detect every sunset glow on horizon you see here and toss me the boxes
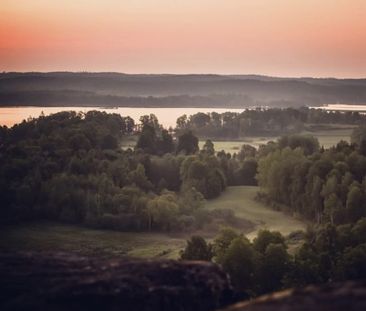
[1,0,366,77]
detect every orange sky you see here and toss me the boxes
[1,0,366,77]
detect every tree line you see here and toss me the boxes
[256,129,366,225]
[175,108,366,138]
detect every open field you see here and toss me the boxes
[121,135,138,149]
[302,128,353,149]
[199,138,273,153]
[205,186,306,240]
[199,127,353,154]
[0,187,306,258]
[0,222,186,259]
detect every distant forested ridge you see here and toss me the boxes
[1,72,366,107]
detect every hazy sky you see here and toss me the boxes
[1,0,366,77]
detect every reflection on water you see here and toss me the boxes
[0,106,244,128]
[310,104,366,111]
[2,104,366,129]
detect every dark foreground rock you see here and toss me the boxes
[0,252,234,311]
[221,280,366,311]
[2,252,366,311]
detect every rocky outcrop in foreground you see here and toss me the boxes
[0,252,234,311]
[1,252,366,311]
[221,280,366,311]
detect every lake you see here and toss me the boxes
[2,104,366,129]
[310,104,366,112]
[0,107,244,129]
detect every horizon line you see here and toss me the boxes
[1,71,366,80]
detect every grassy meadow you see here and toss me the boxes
[301,126,353,149]
[198,125,354,154]
[205,186,306,240]
[198,138,273,153]
[121,122,354,154]
[0,222,186,259]
[0,186,306,259]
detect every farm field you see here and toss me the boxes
[0,187,306,259]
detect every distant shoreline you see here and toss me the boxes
[1,72,366,108]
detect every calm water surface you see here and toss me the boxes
[310,104,366,111]
[0,107,244,129]
[2,104,366,129]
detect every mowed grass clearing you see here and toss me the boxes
[205,186,306,240]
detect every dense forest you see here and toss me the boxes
[256,129,366,225]
[175,107,366,138]
[1,108,365,230]
[181,218,366,297]
[0,111,256,231]
[2,109,366,299]
[179,121,366,297]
